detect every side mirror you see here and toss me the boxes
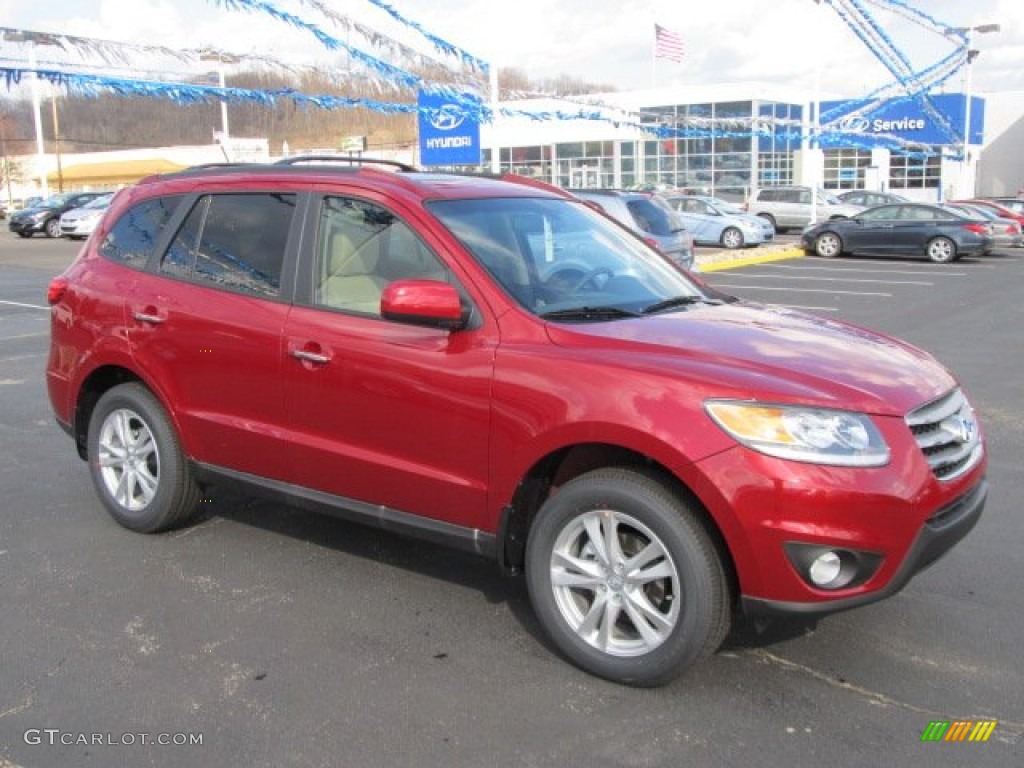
[381,280,467,331]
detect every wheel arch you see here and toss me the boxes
[72,365,176,460]
[499,442,738,605]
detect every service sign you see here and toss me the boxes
[819,93,984,147]
[418,90,482,166]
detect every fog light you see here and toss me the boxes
[809,551,843,586]
[784,543,884,591]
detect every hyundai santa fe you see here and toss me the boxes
[46,158,987,686]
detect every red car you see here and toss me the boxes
[46,159,987,686]
[953,198,1024,230]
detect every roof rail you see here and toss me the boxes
[274,154,417,172]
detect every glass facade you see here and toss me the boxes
[478,93,960,199]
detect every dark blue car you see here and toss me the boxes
[801,202,993,263]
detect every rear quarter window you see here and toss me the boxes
[100,195,184,268]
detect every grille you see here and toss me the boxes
[905,389,983,481]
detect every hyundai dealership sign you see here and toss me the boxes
[418,91,482,166]
[820,93,984,147]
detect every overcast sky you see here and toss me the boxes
[1,0,1023,99]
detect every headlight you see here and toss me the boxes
[704,400,890,467]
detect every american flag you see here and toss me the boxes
[654,24,684,63]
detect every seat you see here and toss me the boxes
[320,230,388,314]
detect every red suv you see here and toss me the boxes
[46,158,987,686]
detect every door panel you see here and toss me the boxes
[282,194,495,529]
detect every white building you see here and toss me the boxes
[476,82,1021,201]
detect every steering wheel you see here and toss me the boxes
[570,267,614,292]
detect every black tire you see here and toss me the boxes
[814,231,843,258]
[526,467,730,686]
[926,236,956,263]
[16,231,32,239]
[86,383,199,533]
[44,218,60,238]
[720,227,744,250]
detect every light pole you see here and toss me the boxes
[958,23,1000,198]
[199,51,239,142]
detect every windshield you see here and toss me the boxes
[428,197,714,320]
[83,195,113,210]
[39,194,72,209]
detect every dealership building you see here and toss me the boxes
[477,82,1024,201]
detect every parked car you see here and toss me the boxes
[951,198,1024,231]
[59,193,115,239]
[835,190,908,207]
[571,189,695,271]
[8,191,104,238]
[802,202,993,262]
[943,202,1022,250]
[744,186,863,232]
[46,159,987,686]
[983,197,1024,215]
[660,194,775,249]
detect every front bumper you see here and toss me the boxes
[741,479,987,617]
[8,219,43,235]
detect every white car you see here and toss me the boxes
[59,193,114,240]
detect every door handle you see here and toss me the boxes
[133,312,165,324]
[290,348,330,365]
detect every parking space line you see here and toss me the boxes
[719,273,933,285]
[759,264,969,276]
[0,332,49,341]
[713,285,892,297]
[772,304,840,312]
[0,299,49,311]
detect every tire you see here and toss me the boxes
[525,467,730,687]
[814,232,843,258]
[720,227,744,250]
[86,383,199,533]
[926,236,956,263]
[16,231,32,239]
[44,218,60,238]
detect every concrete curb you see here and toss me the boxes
[696,246,805,272]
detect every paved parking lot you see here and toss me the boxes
[1,236,1021,767]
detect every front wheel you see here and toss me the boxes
[526,468,731,686]
[44,218,61,238]
[926,236,956,263]
[814,232,843,258]
[87,383,199,533]
[720,227,745,250]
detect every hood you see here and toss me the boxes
[544,302,954,415]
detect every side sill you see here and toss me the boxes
[192,462,497,560]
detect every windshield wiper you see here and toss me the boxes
[642,295,720,315]
[539,306,641,322]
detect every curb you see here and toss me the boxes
[696,246,805,272]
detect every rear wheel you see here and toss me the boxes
[526,468,731,686]
[814,232,843,258]
[926,236,956,263]
[720,227,744,250]
[87,383,199,533]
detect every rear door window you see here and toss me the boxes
[161,193,297,297]
[626,198,675,236]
